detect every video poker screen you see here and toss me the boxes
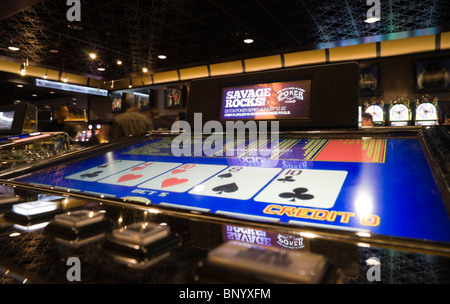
[11,134,450,248]
[0,111,15,130]
[220,80,311,121]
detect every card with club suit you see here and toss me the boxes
[65,160,144,182]
[253,168,347,208]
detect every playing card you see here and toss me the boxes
[138,163,228,192]
[97,161,182,186]
[254,169,347,209]
[188,166,282,200]
[65,160,144,182]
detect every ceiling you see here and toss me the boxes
[0,0,450,83]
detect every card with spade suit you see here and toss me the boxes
[65,160,145,182]
[138,163,228,192]
[188,166,282,200]
[253,168,347,209]
[97,161,183,186]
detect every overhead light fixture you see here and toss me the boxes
[43,74,48,79]
[49,49,59,53]
[243,38,254,44]
[98,65,106,71]
[17,84,23,88]
[142,67,148,73]
[89,52,97,59]
[19,64,26,76]
[116,59,122,65]
[158,55,167,59]
[62,75,68,82]
[8,46,20,51]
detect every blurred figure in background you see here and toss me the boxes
[110,99,153,139]
[361,112,375,127]
[42,105,77,138]
[150,108,172,130]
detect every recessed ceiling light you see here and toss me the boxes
[365,17,380,23]
[50,91,55,94]
[49,49,59,53]
[98,67,106,71]
[17,84,23,88]
[142,67,148,73]
[116,59,122,65]
[158,55,167,59]
[32,94,37,97]
[243,38,254,44]
[8,46,19,51]
[89,52,96,59]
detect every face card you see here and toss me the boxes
[188,166,282,200]
[138,163,228,192]
[65,160,144,182]
[97,161,183,186]
[253,169,347,209]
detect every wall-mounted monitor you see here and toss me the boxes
[164,85,186,109]
[111,96,122,113]
[134,91,150,110]
[0,104,29,135]
[414,56,450,92]
[187,62,359,130]
[220,80,311,121]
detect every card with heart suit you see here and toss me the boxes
[97,161,183,186]
[188,166,282,200]
[138,163,228,192]
[253,168,347,209]
[65,160,145,182]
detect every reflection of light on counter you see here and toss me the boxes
[13,201,57,216]
[191,184,205,192]
[13,222,49,231]
[354,192,374,217]
[356,231,371,238]
[299,232,317,239]
[357,242,371,248]
[146,208,160,214]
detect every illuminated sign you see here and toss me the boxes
[35,79,108,96]
[220,80,311,120]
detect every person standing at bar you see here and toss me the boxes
[41,105,77,138]
[110,98,154,139]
